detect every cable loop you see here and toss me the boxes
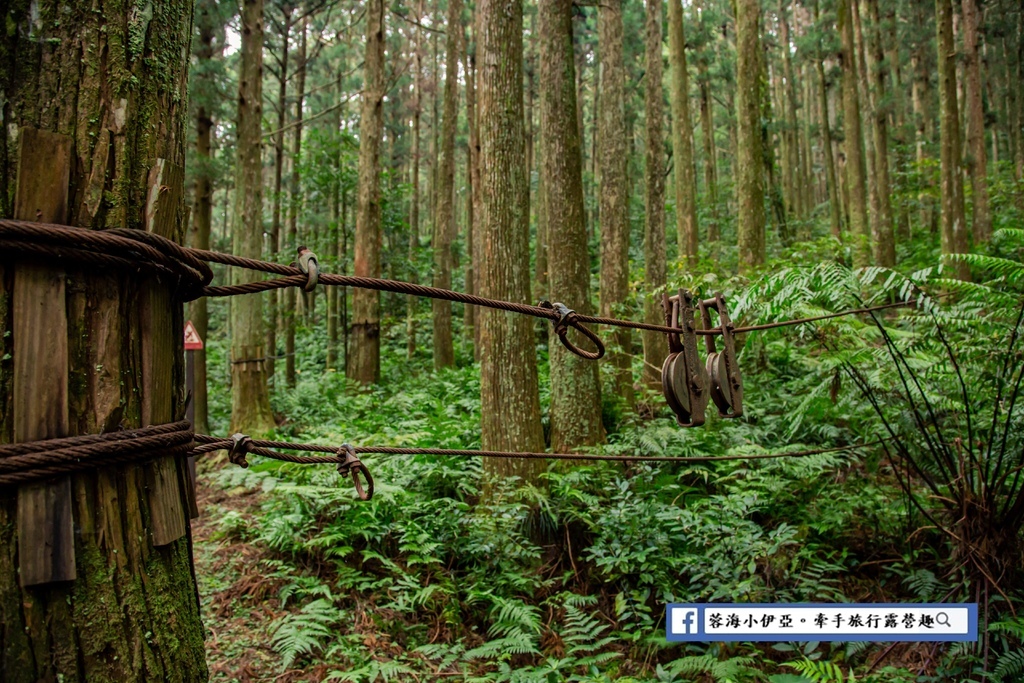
[336,444,374,501]
[229,433,253,469]
[296,246,319,293]
[540,301,605,360]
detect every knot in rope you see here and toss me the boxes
[540,301,605,360]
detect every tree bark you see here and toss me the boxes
[598,0,633,409]
[464,38,480,355]
[407,0,424,360]
[231,0,277,434]
[285,18,307,387]
[478,0,546,482]
[815,0,843,239]
[643,0,668,385]
[327,72,343,371]
[736,0,766,272]
[936,0,970,279]
[349,0,386,385]
[667,0,699,262]
[777,0,801,224]
[865,0,895,265]
[838,0,872,266]
[268,4,292,381]
[190,0,217,436]
[540,0,603,451]
[0,0,208,679]
[432,0,461,370]
[962,0,991,242]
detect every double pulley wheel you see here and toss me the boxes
[661,290,744,427]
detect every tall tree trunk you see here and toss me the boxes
[778,0,801,224]
[852,0,880,257]
[839,0,871,266]
[667,0,699,261]
[937,0,970,279]
[268,6,292,381]
[540,0,603,451]
[327,72,343,371]
[912,14,935,234]
[0,2,207,679]
[643,0,668,385]
[962,0,991,242]
[736,0,765,272]
[464,38,479,354]
[477,0,545,482]
[407,0,424,360]
[432,0,461,370]
[1015,1,1024,191]
[285,18,306,387]
[815,0,843,238]
[598,0,633,409]
[190,0,216,436]
[534,3,549,301]
[349,0,386,385]
[865,0,895,265]
[232,0,276,433]
[466,33,477,352]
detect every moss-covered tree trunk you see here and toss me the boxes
[0,0,208,680]
[431,0,461,371]
[735,0,765,272]
[642,0,668,386]
[936,0,970,279]
[667,0,699,262]
[838,0,872,266]
[478,0,546,483]
[540,0,603,451]
[597,0,634,410]
[349,0,386,385]
[232,0,276,434]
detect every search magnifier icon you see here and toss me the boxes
[936,612,951,627]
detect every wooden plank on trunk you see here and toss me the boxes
[13,128,75,586]
[141,159,188,546]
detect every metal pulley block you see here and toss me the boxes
[698,293,743,418]
[661,289,710,427]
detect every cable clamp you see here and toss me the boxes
[296,246,319,292]
[229,433,252,468]
[539,300,605,360]
[336,444,374,501]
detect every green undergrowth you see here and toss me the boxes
[198,253,1024,682]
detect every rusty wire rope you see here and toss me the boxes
[0,220,918,362]
[0,219,913,499]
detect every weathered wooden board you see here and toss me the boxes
[13,128,76,586]
[141,159,188,545]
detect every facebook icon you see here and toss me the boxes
[669,606,701,638]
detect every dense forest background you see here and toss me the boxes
[182,0,1024,679]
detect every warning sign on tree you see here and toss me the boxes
[183,320,204,350]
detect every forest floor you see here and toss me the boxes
[194,466,291,682]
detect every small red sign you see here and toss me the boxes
[184,320,204,350]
